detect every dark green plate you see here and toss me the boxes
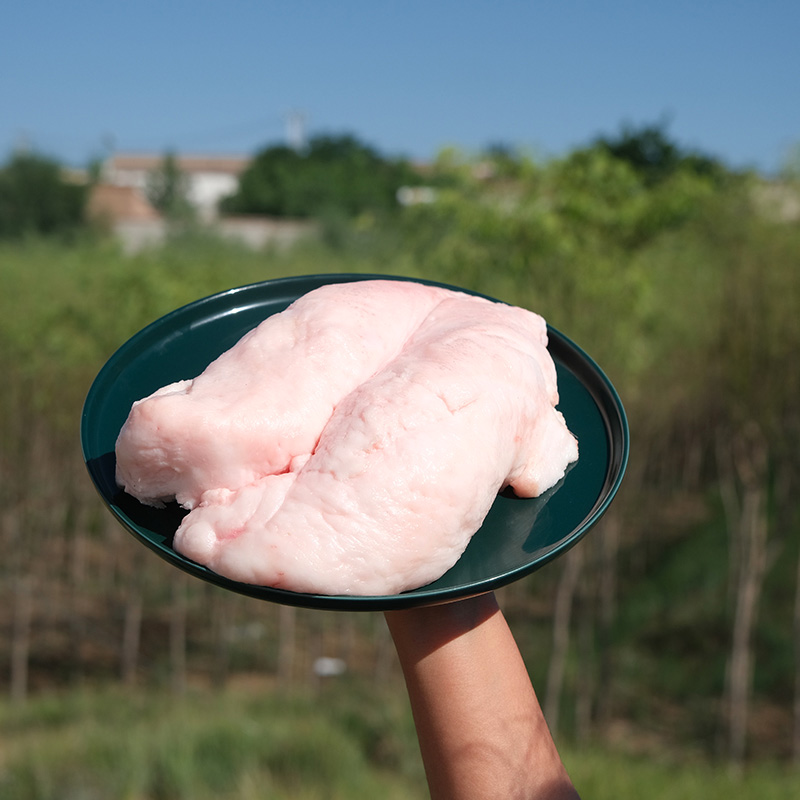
[81,274,629,611]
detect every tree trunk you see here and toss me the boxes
[575,588,594,742]
[793,545,800,765]
[596,512,620,727]
[121,586,143,686]
[170,575,188,695]
[545,544,584,736]
[210,589,232,689]
[278,603,297,685]
[727,482,767,768]
[68,512,89,683]
[718,423,769,771]
[339,611,357,666]
[10,573,33,704]
[373,613,395,685]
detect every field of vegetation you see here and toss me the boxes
[2,129,800,797]
[3,683,800,800]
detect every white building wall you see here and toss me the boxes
[186,172,240,220]
[104,156,249,220]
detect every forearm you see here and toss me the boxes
[385,593,579,800]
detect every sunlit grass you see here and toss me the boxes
[0,682,426,800]
[566,748,800,800]
[3,684,799,800]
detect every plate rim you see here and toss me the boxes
[81,273,629,611]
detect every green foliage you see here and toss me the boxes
[2,123,800,774]
[0,152,87,238]
[146,151,194,221]
[221,134,420,218]
[392,138,736,399]
[592,120,730,187]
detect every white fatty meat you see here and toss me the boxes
[115,280,578,595]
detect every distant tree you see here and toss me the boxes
[0,151,87,238]
[780,141,800,181]
[221,133,420,218]
[146,152,193,220]
[593,121,728,186]
[481,142,527,178]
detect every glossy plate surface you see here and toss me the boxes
[81,274,629,610]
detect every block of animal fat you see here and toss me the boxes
[115,280,578,595]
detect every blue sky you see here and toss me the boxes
[2,1,798,173]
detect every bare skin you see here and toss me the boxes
[385,592,580,800]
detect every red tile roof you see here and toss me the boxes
[87,184,161,222]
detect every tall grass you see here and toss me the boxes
[0,682,425,800]
[2,683,799,800]
[566,749,800,800]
